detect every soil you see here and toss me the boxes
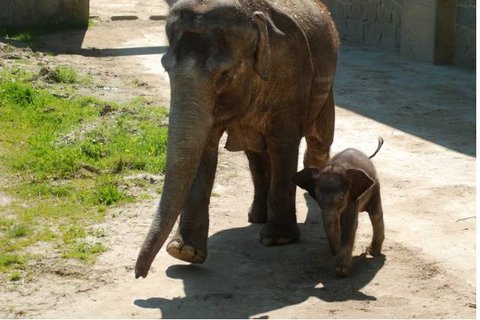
[0,0,476,318]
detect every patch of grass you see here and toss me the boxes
[50,66,79,84]
[8,224,30,238]
[0,254,26,272]
[61,225,86,244]
[0,29,34,46]
[0,66,169,275]
[88,18,98,29]
[94,176,129,206]
[13,32,33,45]
[61,242,106,262]
[9,270,21,281]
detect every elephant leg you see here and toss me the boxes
[166,129,223,263]
[260,145,300,246]
[246,150,270,223]
[304,88,335,169]
[335,208,358,277]
[366,189,385,256]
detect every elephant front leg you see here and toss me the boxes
[246,150,270,223]
[335,208,358,277]
[260,146,300,246]
[166,130,222,263]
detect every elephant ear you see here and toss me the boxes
[345,168,375,202]
[252,11,276,80]
[252,6,313,83]
[293,167,322,198]
[165,0,179,7]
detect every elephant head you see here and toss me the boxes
[134,0,292,278]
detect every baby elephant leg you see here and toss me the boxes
[335,209,358,277]
[366,190,385,256]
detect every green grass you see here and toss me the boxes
[0,29,34,46]
[61,242,106,262]
[0,65,168,275]
[0,254,26,272]
[49,66,79,84]
[1,23,92,47]
[9,271,22,282]
[88,18,98,29]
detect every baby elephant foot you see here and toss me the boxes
[368,241,384,256]
[335,255,352,277]
[260,222,300,246]
[166,236,206,264]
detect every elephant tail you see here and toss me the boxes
[369,137,384,159]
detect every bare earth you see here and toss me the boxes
[0,0,476,318]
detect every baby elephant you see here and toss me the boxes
[294,138,385,277]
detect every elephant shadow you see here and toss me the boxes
[134,192,385,318]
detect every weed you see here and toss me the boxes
[88,18,98,29]
[9,271,21,281]
[51,67,79,84]
[0,254,25,272]
[94,176,129,206]
[61,225,86,244]
[8,224,30,238]
[13,32,33,45]
[90,228,106,238]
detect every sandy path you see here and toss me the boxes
[0,0,475,318]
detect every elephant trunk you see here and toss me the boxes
[135,75,214,278]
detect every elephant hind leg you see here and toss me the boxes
[366,189,385,256]
[303,88,335,169]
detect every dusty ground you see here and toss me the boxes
[0,0,476,318]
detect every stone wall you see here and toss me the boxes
[323,0,402,51]
[0,0,90,28]
[454,0,476,68]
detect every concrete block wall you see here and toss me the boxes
[323,0,475,68]
[0,0,90,28]
[454,0,476,68]
[323,0,402,51]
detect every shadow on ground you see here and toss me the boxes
[1,27,167,57]
[335,45,476,157]
[134,193,384,318]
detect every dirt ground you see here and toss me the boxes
[0,0,476,318]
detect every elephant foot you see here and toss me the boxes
[335,265,352,277]
[260,222,300,246]
[166,237,206,264]
[367,245,382,257]
[248,201,268,224]
[335,255,352,277]
[368,240,383,257]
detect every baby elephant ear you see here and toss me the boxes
[345,169,375,202]
[293,167,322,197]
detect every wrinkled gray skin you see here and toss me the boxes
[135,0,339,278]
[294,138,385,277]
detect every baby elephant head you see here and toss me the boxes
[294,167,375,212]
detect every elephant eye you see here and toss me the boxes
[219,71,230,82]
[214,70,233,92]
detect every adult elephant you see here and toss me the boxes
[136,0,339,278]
